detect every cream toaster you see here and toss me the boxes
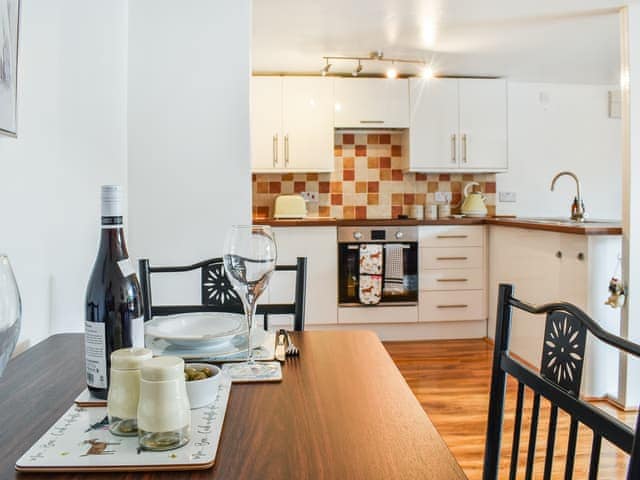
[273,194,307,219]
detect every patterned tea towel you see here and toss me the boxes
[383,244,407,295]
[359,244,383,304]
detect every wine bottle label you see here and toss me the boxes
[131,315,144,349]
[117,258,135,278]
[85,321,107,389]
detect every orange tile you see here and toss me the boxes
[415,173,427,181]
[391,145,402,157]
[330,181,343,193]
[403,194,415,205]
[392,169,403,181]
[282,173,294,181]
[343,206,355,219]
[334,145,343,156]
[355,145,367,156]
[356,206,367,219]
[415,193,426,205]
[367,157,379,169]
[256,206,269,218]
[392,205,402,218]
[269,182,281,194]
[319,182,330,193]
[294,181,306,193]
[319,206,331,217]
[485,182,497,193]
[343,169,355,181]
[343,157,355,169]
[252,174,257,182]
[462,174,474,181]
[392,193,403,205]
[331,194,343,205]
[428,182,439,193]
[367,134,379,144]
[379,134,391,144]
[439,174,450,181]
[451,182,461,193]
[452,192,462,205]
[487,205,496,216]
[306,173,318,181]
[367,193,379,205]
[367,181,379,193]
[380,169,392,181]
[343,133,355,144]
[355,181,367,193]
[257,182,269,194]
[380,157,391,168]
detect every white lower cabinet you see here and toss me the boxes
[418,226,487,326]
[266,227,338,327]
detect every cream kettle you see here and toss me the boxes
[460,182,488,217]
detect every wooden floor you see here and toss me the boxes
[385,339,637,480]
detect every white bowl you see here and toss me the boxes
[184,363,221,409]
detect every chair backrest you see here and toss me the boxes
[483,283,640,480]
[139,256,307,331]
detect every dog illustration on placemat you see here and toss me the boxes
[80,438,120,456]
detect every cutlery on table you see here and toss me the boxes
[275,331,286,362]
[281,329,299,357]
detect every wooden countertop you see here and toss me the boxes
[254,217,622,235]
[1,332,467,480]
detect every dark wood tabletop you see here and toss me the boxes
[1,331,467,479]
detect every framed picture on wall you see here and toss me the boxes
[0,0,19,136]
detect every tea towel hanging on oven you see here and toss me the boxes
[383,244,407,296]
[359,244,382,304]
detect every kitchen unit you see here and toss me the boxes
[251,76,335,172]
[407,78,508,172]
[334,78,410,128]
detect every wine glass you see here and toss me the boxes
[223,225,277,378]
[0,255,21,378]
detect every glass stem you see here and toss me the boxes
[245,295,256,364]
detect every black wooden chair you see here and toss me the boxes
[138,256,307,331]
[484,283,640,480]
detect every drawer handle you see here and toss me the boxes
[437,278,468,283]
[360,120,384,124]
[436,256,468,261]
[436,235,469,239]
[437,304,469,309]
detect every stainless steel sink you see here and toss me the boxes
[521,217,611,225]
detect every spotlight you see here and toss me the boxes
[386,63,398,79]
[321,59,331,76]
[421,66,434,79]
[352,60,363,77]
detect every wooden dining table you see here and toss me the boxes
[0,330,467,479]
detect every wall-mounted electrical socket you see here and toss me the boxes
[435,191,452,203]
[499,191,517,203]
[300,191,318,202]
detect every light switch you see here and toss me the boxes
[499,192,517,203]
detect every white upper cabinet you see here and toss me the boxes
[251,76,334,172]
[334,78,409,128]
[407,78,508,172]
[458,79,508,171]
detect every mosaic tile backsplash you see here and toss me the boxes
[252,132,497,219]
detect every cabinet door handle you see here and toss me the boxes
[436,256,468,261]
[273,133,278,166]
[284,134,289,166]
[462,134,468,163]
[436,278,468,283]
[436,235,468,239]
[451,134,457,163]
[360,120,384,124]
[437,304,468,309]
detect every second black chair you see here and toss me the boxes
[139,256,307,331]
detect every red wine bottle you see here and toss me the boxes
[85,185,144,399]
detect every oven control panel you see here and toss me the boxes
[338,226,418,243]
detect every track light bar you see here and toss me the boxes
[321,51,432,78]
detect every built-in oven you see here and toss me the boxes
[338,226,418,306]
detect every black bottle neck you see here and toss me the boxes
[98,217,128,261]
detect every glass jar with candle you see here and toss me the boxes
[107,347,153,436]
[137,356,191,451]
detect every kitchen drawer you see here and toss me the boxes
[419,226,484,248]
[420,247,483,269]
[338,305,418,324]
[420,268,484,291]
[419,290,485,322]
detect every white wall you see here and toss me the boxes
[0,0,128,349]
[497,82,621,219]
[127,0,251,305]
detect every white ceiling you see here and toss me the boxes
[252,0,627,84]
